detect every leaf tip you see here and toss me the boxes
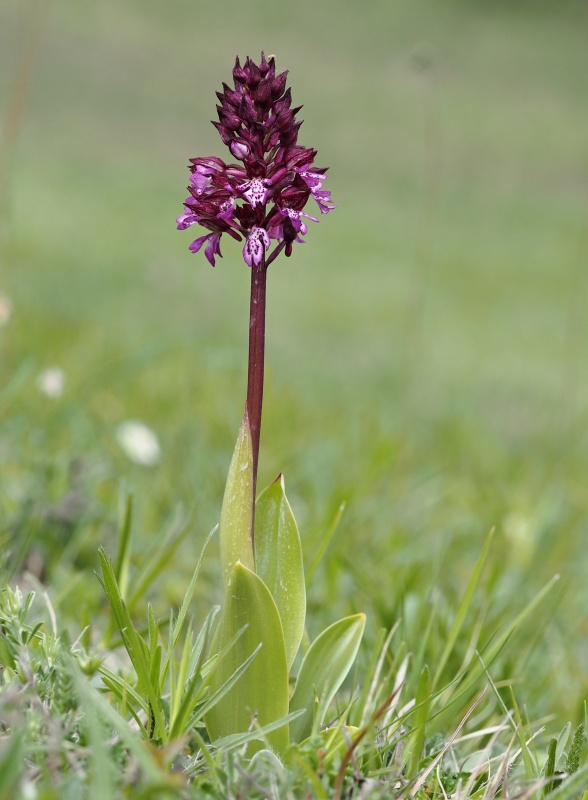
[272,472,286,490]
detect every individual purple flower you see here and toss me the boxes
[189,231,222,266]
[281,207,318,235]
[177,53,335,267]
[176,205,199,230]
[240,178,270,208]
[243,226,271,267]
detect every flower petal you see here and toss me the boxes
[243,227,271,266]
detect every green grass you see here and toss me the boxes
[2,0,588,795]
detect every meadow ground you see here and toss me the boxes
[2,0,588,795]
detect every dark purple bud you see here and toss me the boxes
[189,156,228,174]
[246,61,261,89]
[275,109,294,131]
[218,108,242,131]
[255,80,272,108]
[211,121,233,146]
[272,97,292,119]
[259,51,270,76]
[281,122,302,147]
[239,97,257,125]
[279,183,311,210]
[220,83,241,106]
[283,147,316,170]
[233,56,246,84]
[271,71,288,100]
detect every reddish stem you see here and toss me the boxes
[246,257,267,545]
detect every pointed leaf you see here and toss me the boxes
[432,527,494,689]
[113,490,133,599]
[205,562,289,754]
[97,550,168,742]
[555,722,572,767]
[407,664,431,778]
[543,737,559,796]
[289,613,365,744]
[220,415,255,588]
[255,474,306,670]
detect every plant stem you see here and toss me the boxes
[246,257,267,544]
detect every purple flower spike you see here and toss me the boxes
[177,53,334,267]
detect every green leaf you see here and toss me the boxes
[113,488,133,600]
[213,709,305,753]
[97,549,168,743]
[555,722,572,767]
[204,562,289,755]
[289,613,365,744]
[0,731,24,799]
[510,688,539,779]
[98,666,149,733]
[407,664,431,779]
[543,737,558,796]
[255,474,306,670]
[306,501,346,583]
[432,527,494,690]
[220,415,255,588]
[566,723,585,775]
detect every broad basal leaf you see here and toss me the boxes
[289,613,365,744]
[255,474,306,670]
[220,414,255,588]
[204,562,289,755]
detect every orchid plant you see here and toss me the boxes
[176,53,364,755]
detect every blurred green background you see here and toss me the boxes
[2,0,588,721]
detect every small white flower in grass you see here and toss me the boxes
[0,294,12,327]
[37,367,65,398]
[116,420,161,466]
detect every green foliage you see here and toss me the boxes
[219,414,255,586]
[566,723,585,775]
[541,722,588,797]
[1,571,587,798]
[406,664,431,779]
[544,736,560,796]
[206,420,366,752]
[255,473,306,670]
[0,729,24,800]
[97,519,219,746]
[204,562,290,754]
[289,613,365,744]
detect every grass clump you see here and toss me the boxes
[1,508,584,797]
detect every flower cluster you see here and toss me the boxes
[177,53,335,267]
